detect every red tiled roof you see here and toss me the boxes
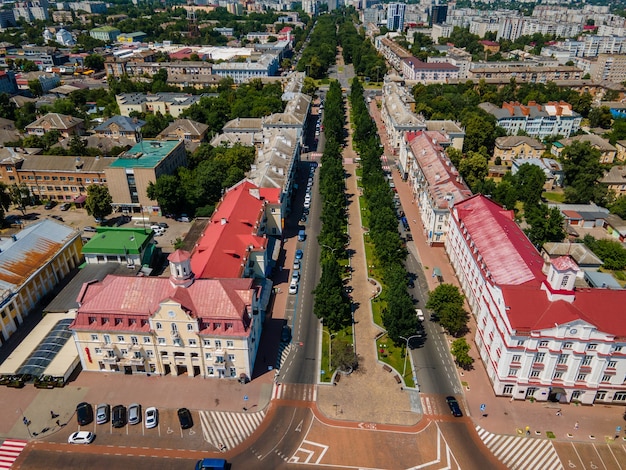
[562,210,582,219]
[71,275,254,336]
[191,180,276,279]
[455,195,545,285]
[502,284,626,338]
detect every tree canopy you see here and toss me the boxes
[85,184,113,220]
[561,141,609,205]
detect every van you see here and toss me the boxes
[298,229,306,241]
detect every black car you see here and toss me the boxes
[44,201,56,210]
[446,396,463,417]
[158,222,169,228]
[76,402,94,426]
[112,405,127,428]
[177,408,193,429]
[281,325,292,342]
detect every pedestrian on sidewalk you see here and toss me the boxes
[556,409,561,416]
[574,421,579,430]
[50,410,55,419]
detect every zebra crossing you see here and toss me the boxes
[476,426,563,470]
[0,439,27,469]
[198,409,266,451]
[276,343,294,370]
[272,383,317,402]
[420,395,445,416]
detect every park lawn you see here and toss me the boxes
[360,196,370,229]
[321,326,354,383]
[376,334,415,388]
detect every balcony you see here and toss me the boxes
[555,363,568,370]
[531,362,545,369]
[102,356,119,364]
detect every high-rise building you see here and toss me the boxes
[387,2,406,31]
[430,4,447,25]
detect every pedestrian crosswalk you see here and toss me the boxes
[0,439,27,469]
[276,343,294,370]
[272,383,317,402]
[198,409,266,452]
[476,426,563,470]
[420,395,446,416]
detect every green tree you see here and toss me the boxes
[84,54,105,71]
[313,256,351,331]
[426,284,465,316]
[588,106,613,129]
[9,183,31,213]
[332,339,358,372]
[0,182,10,222]
[609,195,626,219]
[69,135,87,156]
[514,163,546,206]
[28,79,43,97]
[561,141,608,205]
[451,338,474,370]
[524,203,565,246]
[0,93,16,120]
[582,235,626,270]
[458,151,488,191]
[85,184,113,220]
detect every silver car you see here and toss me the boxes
[96,403,110,425]
[128,403,141,425]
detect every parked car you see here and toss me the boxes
[96,403,110,425]
[293,259,301,271]
[177,215,191,223]
[291,270,300,282]
[178,408,193,429]
[295,249,303,260]
[59,203,71,211]
[51,215,64,222]
[94,217,106,224]
[446,396,463,417]
[415,309,425,322]
[76,402,93,426]
[68,431,95,444]
[145,407,158,429]
[44,201,56,210]
[298,229,306,241]
[112,405,127,428]
[83,226,97,233]
[281,325,292,342]
[128,403,141,425]
[304,200,311,209]
[288,281,298,295]
[157,222,169,228]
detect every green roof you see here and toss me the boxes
[553,141,564,148]
[90,26,120,32]
[110,140,180,169]
[82,227,153,255]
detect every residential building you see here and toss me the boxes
[302,0,319,16]
[70,250,264,380]
[105,140,187,214]
[157,119,209,150]
[117,32,147,43]
[0,70,18,95]
[591,54,626,84]
[116,93,206,118]
[493,136,546,166]
[381,81,425,151]
[552,134,617,164]
[25,113,85,139]
[191,179,281,280]
[89,26,120,42]
[94,116,145,143]
[431,4,447,25]
[446,195,626,405]
[387,3,406,31]
[600,166,626,197]
[0,219,82,347]
[541,242,603,273]
[467,64,583,83]
[15,71,61,94]
[376,36,412,72]
[0,10,16,28]
[511,158,564,190]
[0,153,111,203]
[81,227,157,268]
[401,131,471,245]
[211,54,280,83]
[67,1,107,13]
[13,0,49,21]
[479,101,582,139]
[401,56,459,83]
[616,140,626,162]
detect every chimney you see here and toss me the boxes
[221,217,227,225]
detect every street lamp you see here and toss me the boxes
[320,243,338,255]
[399,335,421,379]
[322,328,337,374]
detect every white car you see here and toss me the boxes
[145,406,158,429]
[291,270,300,282]
[293,259,301,271]
[68,431,95,444]
[304,201,311,209]
[288,281,298,294]
[416,309,425,321]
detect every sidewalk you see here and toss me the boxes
[316,100,417,426]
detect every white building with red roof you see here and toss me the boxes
[191,179,281,279]
[70,250,262,380]
[402,131,471,245]
[446,195,626,405]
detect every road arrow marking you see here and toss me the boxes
[295,420,303,432]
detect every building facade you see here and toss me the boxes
[387,3,406,31]
[493,136,546,166]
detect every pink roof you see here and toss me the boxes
[408,132,471,209]
[191,180,275,279]
[502,284,626,338]
[455,195,545,285]
[552,256,579,272]
[168,249,191,263]
[479,40,499,46]
[72,276,254,336]
[562,210,582,220]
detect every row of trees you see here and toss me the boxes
[338,13,387,82]
[350,79,418,345]
[296,14,338,79]
[313,80,352,332]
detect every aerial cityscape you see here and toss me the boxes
[1,0,626,468]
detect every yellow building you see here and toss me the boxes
[493,136,546,166]
[70,251,264,380]
[0,219,83,347]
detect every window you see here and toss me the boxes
[187,324,193,331]
[103,335,111,344]
[214,323,221,330]
[207,367,214,376]
[203,339,211,347]
[534,353,545,363]
[95,348,102,355]
[512,354,521,362]
[115,318,122,325]
[146,350,154,358]
[615,346,623,352]
[131,336,138,345]
[215,356,224,364]
[571,391,582,400]
[158,338,166,345]
[601,375,612,383]
[557,354,568,364]
[107,350,115,358]
[173,339,182,347]
[576,373,587,381]
[226,323,233,330]
[171,323,178,333]
[205,353,212,359]
[120,349,128,356]
[188,339,197,346]
[553,371,563,379]
[517,340,525,346]
[117,335,125,343]
[539,340,549,348]
[228,354,235,362]
[143,337,151,344]
[608,360,617,368]
[134,351,142,359]
[156,322,162,330]
[226,340,234,348]
[215,340,222,349]
[587,343,597,351]
[508,368,518,376]
[530,370,541,378]
[503,385,514,395]
[560,275,570,287]
[230,368,237,377]
[582,355,592,366]
[563,342,573,349]
[91,334,98,341]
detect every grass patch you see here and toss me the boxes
[376,334,415,388]
[355,167,363,178]
[543,191,566,203]
[360,196,370,229]
[546,431,556,439]
[338,66,344,73]
[320,326,354,383]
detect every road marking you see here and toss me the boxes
[0,439,27,470]
[295,420,303,432]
